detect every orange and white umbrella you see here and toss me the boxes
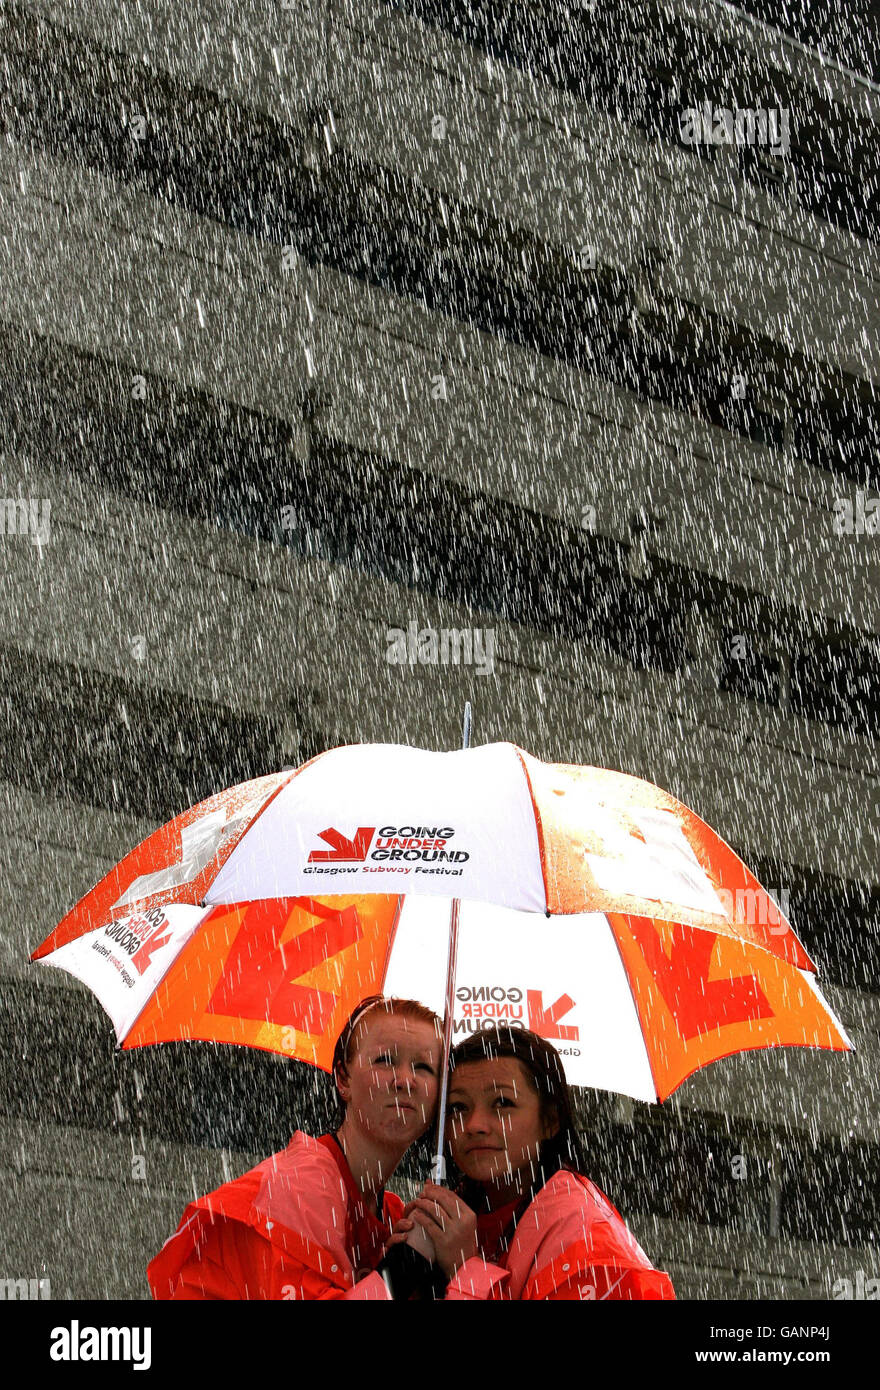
[31,741,852,1106]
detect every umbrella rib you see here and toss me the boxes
[511,746,550,914]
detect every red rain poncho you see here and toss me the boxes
[148,1132,402,1300]
[443,1169,676,1300]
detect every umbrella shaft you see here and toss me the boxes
[431,897,462,1182]
[431,702,472,1182]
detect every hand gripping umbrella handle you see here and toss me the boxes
[430,703,472,1183]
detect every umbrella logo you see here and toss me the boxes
[454,985,580,1043]
[104,909,173,977]
[307,826,469,867]
[308,827,375,863]
[527,990,579,1041]
[130,920,173,976]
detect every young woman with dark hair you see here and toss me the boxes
[389,1024,676,1301]
[148,996,442,1300]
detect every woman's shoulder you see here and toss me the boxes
[518,1170,630,1236]
[149,1134,356,1295]
[535,1167,599,1205]
[205,1132,336,1190]
[188,1133,348,1229]
[215,1132,356,1260]
[254,1130,338,1177]
[528,1170,656,1266]
[548,1168,619,1206]
[251,1132,349,1208]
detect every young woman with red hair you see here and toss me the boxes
[148,996,442,1300]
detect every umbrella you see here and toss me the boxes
[31,724,852,1170]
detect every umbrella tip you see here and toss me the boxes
[462,702,473,750]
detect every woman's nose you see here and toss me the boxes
[465,1107,492,1133]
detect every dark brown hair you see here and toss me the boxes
[448,1024,587,1190]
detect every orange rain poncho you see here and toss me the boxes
[148,1132,403,1300]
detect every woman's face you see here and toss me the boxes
[447,1057,559,1192]
[336,1012,441,1147]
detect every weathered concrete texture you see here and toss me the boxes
[0,1118,262,1299]
[0,465,877,886]
[2,133,876,635]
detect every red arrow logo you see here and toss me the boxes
[527,991,579,1041]
[206,898,363,1034]
[629,917,774,1039]
[308,827,375,862]
[132,924,172,975]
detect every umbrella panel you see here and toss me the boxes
[38,893,851,1105]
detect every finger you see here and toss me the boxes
[409,1196,440,1213]
[410,1206,445,1233]
[410,1197,449,1225]
[423,1181,466,1208]
[421,1185,468,1220]
[410,1200,444,1225]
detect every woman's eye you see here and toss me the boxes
[494,1096,515,1108]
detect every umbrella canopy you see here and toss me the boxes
[31,741,852,1102]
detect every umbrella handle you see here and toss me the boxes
[430,702,472,1182]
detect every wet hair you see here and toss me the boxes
[331,995,443,1123]
[447,1024,588,1201]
